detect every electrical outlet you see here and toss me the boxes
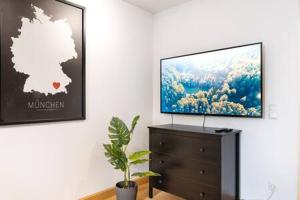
[269,104,278,119]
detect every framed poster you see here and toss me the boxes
[0,0,86,125]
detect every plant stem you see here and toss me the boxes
[124,163,131,188]
[123,131,135,188]
[124,167,129,188]
[124,169,127,188]
[128,164,131,183]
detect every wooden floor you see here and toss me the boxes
[106,183,184,200]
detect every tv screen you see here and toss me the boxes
[160,43,263,118]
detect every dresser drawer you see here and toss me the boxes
[151,153,219,187]
[151,132,220,163]
[151,175,219,200]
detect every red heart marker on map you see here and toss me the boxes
[53,82,60,89]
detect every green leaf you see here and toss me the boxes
[130,115,140,133]
[131,171,161,177]
[129,150,151,161]
[108,117,130,147]
[103,143,128,172]
[130,159,149,165]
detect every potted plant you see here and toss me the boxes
[103,115,160,200]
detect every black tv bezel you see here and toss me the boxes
[160,42,263,118]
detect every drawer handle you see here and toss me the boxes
[199,170,205,175]
[200,147,206,152]
[158,180,163,184]
[159,141,164,145]
[200,192,205,197]
[159,160,165,164]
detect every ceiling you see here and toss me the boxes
[123,0,192,13]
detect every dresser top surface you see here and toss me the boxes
[148,124,241,136]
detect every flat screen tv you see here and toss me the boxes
[160,43,263,118]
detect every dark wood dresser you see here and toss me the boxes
[148,124,241,200]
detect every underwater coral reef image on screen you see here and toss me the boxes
[161,43,262,117]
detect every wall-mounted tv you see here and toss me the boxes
[160,43,263,118]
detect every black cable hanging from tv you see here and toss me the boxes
[202,115,206,128]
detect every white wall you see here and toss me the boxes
[152,0,299,200]
[0,0,153,199]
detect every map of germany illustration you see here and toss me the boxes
[11,5,77,95]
